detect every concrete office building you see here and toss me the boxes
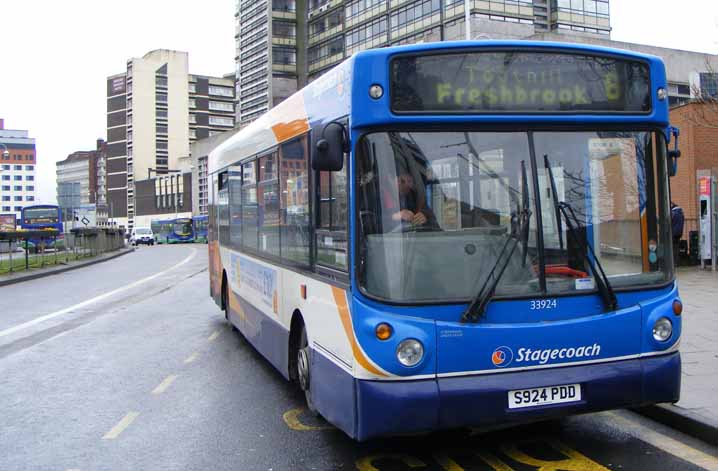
[190,131,237,216]
[106,49,235,229]
[0,119,37,220]
[234,0,611,126]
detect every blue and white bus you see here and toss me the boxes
[193,215,208,243]
[208,41,682,441]
[21,204,64,251]
[151,217,195,243]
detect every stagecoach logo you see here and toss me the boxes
[491,346,514,368]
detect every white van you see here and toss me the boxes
[130,227,155,246]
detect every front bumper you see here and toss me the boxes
[355,352,680,441]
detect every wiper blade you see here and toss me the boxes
[557,201,618,311]
[543,155,617,312]
[461,161,531,323]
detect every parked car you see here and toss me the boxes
[130,227,155,246]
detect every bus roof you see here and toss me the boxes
[210,41,668,174]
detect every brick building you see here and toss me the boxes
[668,102,718,242]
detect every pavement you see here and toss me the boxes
[0,245,133,286]
[0,244,716,470]
[638,266,718,445]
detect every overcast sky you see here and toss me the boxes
[1,0,717,205]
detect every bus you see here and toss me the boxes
[207,41,682,441]
[193,215,208,243]
[21,205,64,252]
[151,217,195,244]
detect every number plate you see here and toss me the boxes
[508,383,581,409]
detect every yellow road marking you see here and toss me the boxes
[208,330,220,341]
[282,408,333,431]
[501,439,609,471]
[102,412,139,440]
[151,374,178,395]
[183,352,199,364]
[356,454,426,471]
[605,412,718,471]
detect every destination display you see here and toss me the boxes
[391,51,651,113]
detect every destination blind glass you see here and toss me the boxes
[391,51,651,113]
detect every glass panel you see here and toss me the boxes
[316,153,349,270]
[357,131,539,302]
[280,136,310,265]
[533,131,672,293]
[242,161,258,250]
[258,153,280,256]
[228,165,243,249]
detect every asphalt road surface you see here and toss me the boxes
[1,245,716,471]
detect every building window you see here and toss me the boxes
[14,165,22,171]
[26,175,34,181]
[346,17,386,51]
[14,196,22,201]
[346,0,385,20]
[26,155,33,161]
[273,20,296,38]
[308,37,344,65]
[390,0,440,33]
[272,0,296,12]
[188,83,196,93]
[189,98,196,108]
[209,116,234,127]
[1,186,9,191]
[1,175,9,181]
[272,46,296,65]
[156,76,168,87]
[208,85,234,97]
[700,73,718,99]
[2,196,9,201]
[26,196,35,201]
[14,175,21,181]
[25,165,34,171]
[26,186,34,191]
[1,206,10,212]
[209,101,234,112]
[156,125,168,134]
[156,92,168,103]
[189,114,197,124]
[14,185,22,191]
[14,206,22,212]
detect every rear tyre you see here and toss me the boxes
[297,326,318,415]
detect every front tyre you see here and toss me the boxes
[298,327,318,414]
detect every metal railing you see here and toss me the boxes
[0,228,126,275]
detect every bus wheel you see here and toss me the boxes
[221,274,229,321]
[298,327,318,415]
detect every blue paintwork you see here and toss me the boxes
[353,352,680,441]
[20,204,64,249]
[311,349,357,435]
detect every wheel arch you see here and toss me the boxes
[288,309,305,381]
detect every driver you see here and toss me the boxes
[384,171,435,228]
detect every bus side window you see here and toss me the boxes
[316,153,348,271]
[218,170,230,246]
[280,135,311,266]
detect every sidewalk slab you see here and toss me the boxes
[633,267,718,446]
[0,247,134,287]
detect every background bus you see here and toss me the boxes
[21,205,64,252]
[208,41,681,441]
[151,217,195,244]
[193,215,208,243]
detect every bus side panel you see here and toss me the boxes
[208,240,222,306]
[311,348,357,437]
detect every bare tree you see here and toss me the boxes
[686,58,718,129]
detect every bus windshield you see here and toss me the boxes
[174,220,192,235]
[357,130,672,303]
[23,208,59,224]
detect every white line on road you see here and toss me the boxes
[0,249,197,340]
[152,374,178,395]
[102,411,140,440]
[208,330,220,341]
[605,412,718,471]
[184,352,199,364]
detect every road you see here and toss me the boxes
[0,244,716,471]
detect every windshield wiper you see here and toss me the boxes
[461,161,531,323]
[543,155,618,312]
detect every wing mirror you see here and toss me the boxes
[313,121,349,172]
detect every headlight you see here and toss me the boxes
[396,339,424,367]
[653,317,673,342]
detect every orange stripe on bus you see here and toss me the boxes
[270,93,309,142]
[331,286,388,377]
